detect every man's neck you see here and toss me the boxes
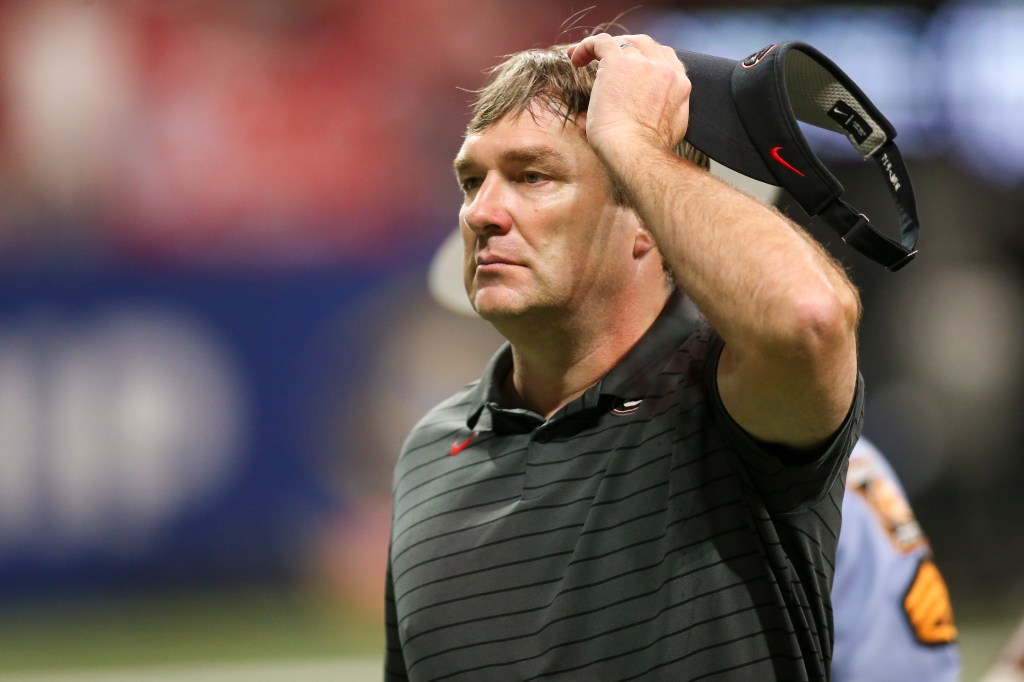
[495,290,670,420]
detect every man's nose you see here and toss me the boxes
[463,175,512,236]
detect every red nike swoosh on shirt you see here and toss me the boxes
[450,432,478,456]
[770,146,805,177]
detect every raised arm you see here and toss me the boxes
[568,33,861,452]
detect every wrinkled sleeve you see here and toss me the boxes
[704,331,864,513]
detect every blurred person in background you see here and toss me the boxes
[386,32,862,680]
[833,438,960,681]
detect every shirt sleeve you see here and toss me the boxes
[384,545,409,681]
[704,331,865,513]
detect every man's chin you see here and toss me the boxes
[472,299,522,322]
[471,288,531,321]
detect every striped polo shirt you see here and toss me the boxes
[386,292,864,681]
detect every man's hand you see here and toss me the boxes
[566,34,691,160]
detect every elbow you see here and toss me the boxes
[783,283,861,361]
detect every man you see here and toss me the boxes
[386,33,863,680]
[427,233,963,681]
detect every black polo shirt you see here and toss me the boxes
[386,292,864,681]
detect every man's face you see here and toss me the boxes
[453,106,639,323]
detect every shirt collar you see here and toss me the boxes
[465,290,705,432]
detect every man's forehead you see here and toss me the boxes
[455,108,588,169]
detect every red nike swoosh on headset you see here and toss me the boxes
[770,146,805,176]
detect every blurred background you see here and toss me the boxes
[0,0,1022,679]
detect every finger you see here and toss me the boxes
[610,34,661,57]
[615,35,687,72]
[660,44,684,69]
[566,32,621,67]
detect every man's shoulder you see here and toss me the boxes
[401,380,481,455]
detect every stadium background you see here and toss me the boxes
[0,0,1021,679]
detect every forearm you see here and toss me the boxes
[616,145,859,350]
[607,141,861,446]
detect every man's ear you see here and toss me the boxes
[633,223,657,259]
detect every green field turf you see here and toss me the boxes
[0,585,1018,681]
[0,586,383,675]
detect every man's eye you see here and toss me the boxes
[460,177,481,192]
[523,171,543,184]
